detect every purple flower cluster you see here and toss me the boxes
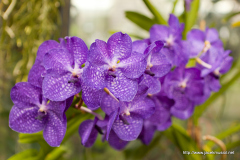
[9,14,233,149]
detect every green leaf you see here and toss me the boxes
[222,11,240,23]
[183,0,200,39]
[163,124,201,160]
[215,140,240,152]
[171,0,178,14]
[19,132,43,144]
[125,11,157,31]
[206,124,240,148]
[8,149,38,160]
[62,113,92,143]
[45,146,67,160]
[124,133,162,159]
[143,0,167,25]
[193,70,240,125]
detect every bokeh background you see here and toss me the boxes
[1,0,240,159]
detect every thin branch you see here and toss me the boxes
[2,0,16,20]
[75,105,104,121]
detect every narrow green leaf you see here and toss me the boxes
[163,124,201,160]
[125,11,157,31]
[62,113,92,143]
[172,0,178,14]
[45,146,67,160]
[222,12,240,23]
[206,124,240,148]
[8,149,38,160]
[143,0,167,24]
[124,133,162,159]
[183,0,200,39]
[19,132,43,144]
[193,70,240,125]
[215,140,240,152]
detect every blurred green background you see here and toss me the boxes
[1,0,240,159]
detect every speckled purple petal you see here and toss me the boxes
[150,25,169,43]
[106,71,138,102]
[10,82,42,109]
[132,40,148,53]
[187,29,205,57]
[36,40,61,63]
[82,85,104,110]
[65,36,88,68]
[171,97,194,120]
[205,74,221,92]
[88,39,110,66]
[43,111,66,147]
[101,92,121,115]
[118,52,147,79]
[112,113,143,141]
[129,97,155,119]
[48,101,66,120]
[156,118,172,131]
[168,14,184,34]
[139,74,161,95]
[149,97,172,125]
[106,109,119,140]
[9,105,45,133]
[82,63,106,89]
[219,51,233,74]
[138,121,156,145]
[206,28,219,43]
[43,48,74,76]
[28,63,46,88]
[42,73,81,101]
[144,41,164,57]
[185,81,204,104]
[150,52,171,77]
[79,120,98,147]
[108,130,129,150]
[65,96,74,112]
[107,32,132,60]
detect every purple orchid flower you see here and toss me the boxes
[100,91,155,141]
[163,67,204,119]
[79,116,129,150]
[138,92,174,145]
[187,28,223,58]
[150,14,188,66]
[132,40,171,96]
[9,82,68,147]
[28,40,63,88]
[42,36,88,101]
[83,32,147,102]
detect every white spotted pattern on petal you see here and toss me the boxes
[43,73,81,101]
[11,82,42,109]
[78,120,98,147]
[112,113,143,141]
[9,105,45,133]
[43,111,66,147]
[106,71,138,102]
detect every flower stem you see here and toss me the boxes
[75,105,104,121]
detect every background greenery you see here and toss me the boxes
[1,0,240,159]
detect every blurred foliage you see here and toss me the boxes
[2,0,240,159]
[0,0,63,159]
